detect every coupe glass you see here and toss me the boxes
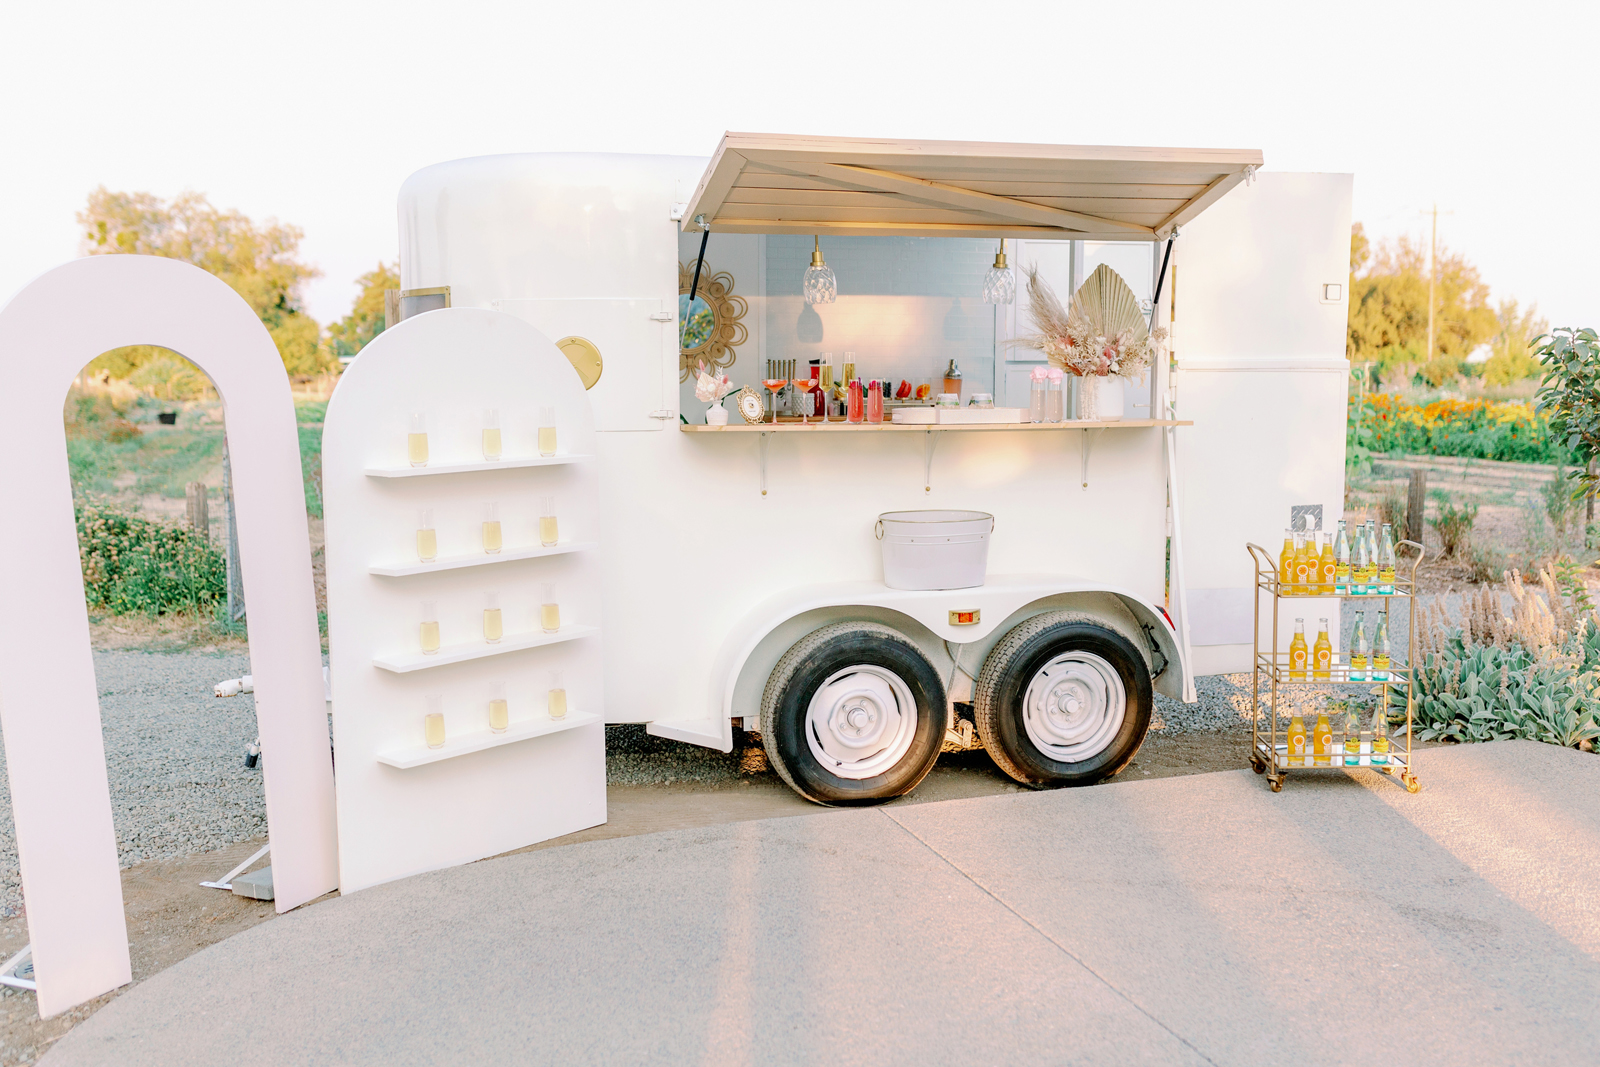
[793,378,815,425]
[762,379,787,424]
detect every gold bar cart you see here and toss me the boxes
[1243,540,1425,794]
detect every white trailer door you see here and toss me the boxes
[494,298,674,432]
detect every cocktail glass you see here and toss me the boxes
[793,378,815,425]
[762,379,787,424]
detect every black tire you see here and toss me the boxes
[974,612,1153,787]
[760,622,946,806]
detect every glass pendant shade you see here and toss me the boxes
[803,235,837,304]
[981,240,1015,304]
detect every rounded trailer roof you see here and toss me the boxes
[682,132,1263,243]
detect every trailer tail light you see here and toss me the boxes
[948,609,980,626]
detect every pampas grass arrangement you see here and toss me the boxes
[1015,264,1166,378]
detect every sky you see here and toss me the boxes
[2,0,1595,330]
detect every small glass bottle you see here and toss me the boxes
[942,358,962,400]
[540,582,560,633]
[1370,704,1390,765]
[1313,712,1332,766]
[1344,709,1362,766]
[408,412,429,467]
[1333,519,1351,595]
[1364,521,1379,586]
[1289,618,1308,680]
[1313,618,1332,680]
[488,681,509,734]
[416,508,437,563]
[1029,369,1047,424]
[482,408,502,461]
[1378,523,1397,594]
[1279,527,1297,591]
[1352,528,1371,596]
[1318,531,1337,594]
[547,670,568,720]
[424,693,446,749]
[538,406,557,457]
[1045,370,1064,423]
[1372,616,1391,680]
[482,502,502,554]
[1292,529,1311,595]
[483,592,503,644]
[420,601,440,655]
[1287,710,1308,767]
[1348,608,1368,681]
[539,495,559,547]
[866,380,884,424]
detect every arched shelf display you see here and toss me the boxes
[322,308,606,895]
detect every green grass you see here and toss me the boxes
[296,399,324,518]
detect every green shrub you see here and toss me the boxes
[1429,499,1478,557]
[76,497,226,616]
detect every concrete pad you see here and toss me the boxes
[889,740,1600,1066]
[40,742,1600,1066]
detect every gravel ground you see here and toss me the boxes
[0,651,264,919]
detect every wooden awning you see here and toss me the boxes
[682,133,1262,242]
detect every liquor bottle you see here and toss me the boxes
[1313,619,1332,680]
[1378,523,1397,594]
[943,358,963,400]
[1348,607,1368,680]
[1372,616,1391,680]
[1371,704,1390,765]
[1333,519,1351,594]
[1319,531,1337,594]
[1344,709,1362,765]
[1289,618,1308,680]
[1352,528,1371,596]
[1287,712,1308,766]
[1313,712,1333,766]
[1279,528,1297,592]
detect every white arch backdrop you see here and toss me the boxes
[0,255,338,1017]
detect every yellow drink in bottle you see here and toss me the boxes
[1319,538,1336,594]
[1287,714,1308,767]
[1313,713,1332,766]
[1289,618,1308,680]
[1313,619,1332,680]
[1279,530,1296,592]
[1293,533,1312,595]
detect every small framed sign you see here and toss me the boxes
[735,385,765,424]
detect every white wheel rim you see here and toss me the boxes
[805,665,918,780]
[1022,651,1126,763]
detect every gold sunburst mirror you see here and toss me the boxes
[679,261,748,381]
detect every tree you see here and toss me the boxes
[1482,299,1549,386]
[327,262,398,361]
[78,188,332,377]
[1347,227,1498,386]
[1534,327,1600,515]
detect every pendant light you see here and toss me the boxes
[802,235,837,304]
[981,238,1015,304]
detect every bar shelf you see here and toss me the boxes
[369,541,596,577]
[372,624,599,674]
[364,454,591,478]
[376,711,600,769]
[1244,539,1425,794]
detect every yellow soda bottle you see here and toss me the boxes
[1279,527,1296,592]
[1293,531,1312,596]
[1287,712,1308,767]
[1313,618,1332,680]
[1289,618,1308,680]
[1313,712,1333,766]
[1318,533,1336,594]
[1348,607,1368,681]
[1333,519,1351,594]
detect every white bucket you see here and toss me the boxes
[875,510,994,591]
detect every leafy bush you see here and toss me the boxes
[76,497,226,616]
[1429,499,1478,557]
[1392,575,1600,748]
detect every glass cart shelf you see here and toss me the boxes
[1243,541,1425,794]
[369,541,596,577]
[376,710,600,769]
[364,454,591,478]
[372,624,599,674]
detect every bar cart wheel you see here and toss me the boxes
[1268,776,1283,792]
[1250,755,1267,774]
[1402,772,1421,794]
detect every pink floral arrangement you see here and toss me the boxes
[1015,265,1166,377]
[693,362,736,403]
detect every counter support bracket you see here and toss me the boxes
[759,432,770,497]
[923,431,938,494]
[1080,428,1104,489]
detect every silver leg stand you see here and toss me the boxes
[200,843,270,891]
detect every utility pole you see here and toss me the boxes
[1426,204,1437,362]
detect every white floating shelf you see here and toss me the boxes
[377,710,600,769]
[373,624,599,673]
[364,454,591,479]
[369,541,597,577]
